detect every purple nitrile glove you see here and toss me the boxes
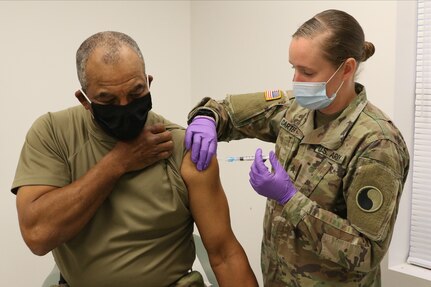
[185,116,218,171]
[249,148,297,205]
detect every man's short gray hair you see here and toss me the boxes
[76,31,144,90]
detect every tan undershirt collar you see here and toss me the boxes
[314,109,343,129]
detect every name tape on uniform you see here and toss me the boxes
[280,118,303,140]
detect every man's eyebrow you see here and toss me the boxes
[93,83,146,100]
[130,83,145,93]
[94,92,116,100]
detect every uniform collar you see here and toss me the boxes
[301,83,368,150]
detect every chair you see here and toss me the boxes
[193,234,218,286]
[42,234,217,287]
[41,264,60,287]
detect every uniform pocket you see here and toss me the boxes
[276,127,300,170]
[297,159,332,198]
[320,233,367,271]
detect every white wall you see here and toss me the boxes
[191,1,430,286]
[0,1,190,285]
[385,0,431,284]
[1,1,429,286]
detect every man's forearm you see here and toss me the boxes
[17,150,126,255]
[210,242,258,287]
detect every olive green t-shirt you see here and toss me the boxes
[12,106,195,287]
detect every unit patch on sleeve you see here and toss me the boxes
[356,186,383,213]
[347,161,399,241]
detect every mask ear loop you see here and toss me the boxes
[80,89,92,104]
[326,61,345,100]
[330,80,344,99]
[146,74,151,92]
[326,61,346,84]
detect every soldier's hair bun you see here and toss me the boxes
[362,41,375,62]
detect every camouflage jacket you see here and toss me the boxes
[188,84,410,287]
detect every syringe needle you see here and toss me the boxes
[226,155,269,162]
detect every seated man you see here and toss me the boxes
[11,31,257,287]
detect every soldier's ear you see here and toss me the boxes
[342,58,356,81]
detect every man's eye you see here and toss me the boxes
[129,93,142,100]
[134,84,146,94]
[98,98,117,105]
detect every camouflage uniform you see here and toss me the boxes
[188,83,409,287]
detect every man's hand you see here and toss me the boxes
[249,148,297,205]
[185,116,217,171]
[112,123,173,172]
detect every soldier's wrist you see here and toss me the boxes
[187,108,217,125]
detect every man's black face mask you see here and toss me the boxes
[88,93,152,141]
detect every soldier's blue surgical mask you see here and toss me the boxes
[293,62,345,110]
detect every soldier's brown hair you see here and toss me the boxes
[293,9,375,68]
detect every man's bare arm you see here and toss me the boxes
[181,152,258,286]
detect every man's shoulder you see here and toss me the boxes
[28,105,80,131]
[33,105,86,127]
[146,112,188,171]
[147,111,186,141]
[148,112,185,129]
[27,105,88,149]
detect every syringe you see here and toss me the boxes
[226,155,269,162]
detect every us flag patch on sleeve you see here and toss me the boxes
[264,90,282,101]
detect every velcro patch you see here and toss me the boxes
[347,160,400,241]
[264,90,282,101]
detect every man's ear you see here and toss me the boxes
[343,58,357,80]
[75,90,92,111]
[148,75,153,88]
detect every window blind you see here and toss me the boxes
[408,0,431,270]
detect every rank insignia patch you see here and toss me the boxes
[356,186,383,213]
[264,90,282,101]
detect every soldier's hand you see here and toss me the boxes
[185,116,217,171]
[111,123,173,173]
[249,149,297,205]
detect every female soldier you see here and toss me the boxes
[185,9,409,287]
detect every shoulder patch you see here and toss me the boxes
[264,90,282,101]
[356,186,383,213]
[347,160,401,241]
